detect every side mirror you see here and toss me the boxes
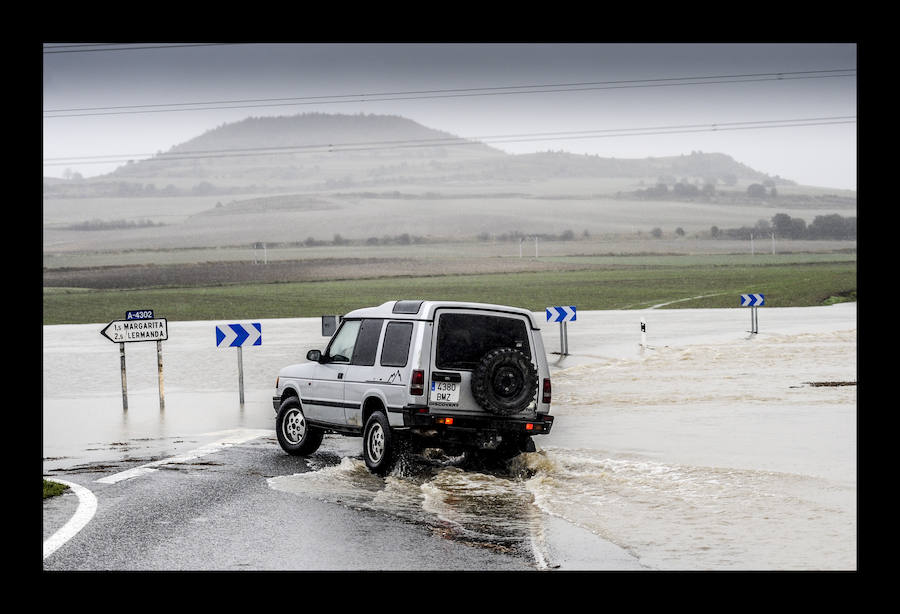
[307,349,322,362]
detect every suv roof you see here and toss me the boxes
[343,300,542,329]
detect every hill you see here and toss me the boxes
[45,113,787,198]
[42,113,855,256]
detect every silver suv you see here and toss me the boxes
[273,300,554,474]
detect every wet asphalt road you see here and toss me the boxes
[42,436,535,571]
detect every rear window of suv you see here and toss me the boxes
[435,312,530,370]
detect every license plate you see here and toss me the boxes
[431,380,459,404]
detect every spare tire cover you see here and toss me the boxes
[471,347,539,415]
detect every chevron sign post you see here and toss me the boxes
[739,294,765,334]
[546,306,576,356]
[546,306,577,323]
[740,294,765,307]
[216,322,262,406]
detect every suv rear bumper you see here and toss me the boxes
[401,406,554,435]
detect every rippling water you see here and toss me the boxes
[269,452,547,561]
[268,439,855,570]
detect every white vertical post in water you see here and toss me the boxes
[157,339,165,410]
[119,343,128,411]
[237,345,245,406]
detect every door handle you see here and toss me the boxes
[338,373,344,379]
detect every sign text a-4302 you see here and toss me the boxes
[101,318,168,343]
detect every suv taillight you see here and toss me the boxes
[411,370,425,396]
[542,378,551,404]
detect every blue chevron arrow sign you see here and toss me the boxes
[546,305,577,322]
[216,322,262,348]
[739,294,765,307]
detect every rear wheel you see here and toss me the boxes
[466,435,535,468]
[276,398,323,456]
[363,411,396,475]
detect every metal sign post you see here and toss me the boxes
[216,322,262,406]
[100,310,168,411]
[237,346,245,405]
[119,343,128,411]
[740,294,765,334]
[546,306,576,355]
[157,340,165,410]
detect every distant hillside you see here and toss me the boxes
[494,150,781,185]
[43,113,794,199]
[105,113,506,182]
[167,113,504,157]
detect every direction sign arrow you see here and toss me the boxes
[101,318,168,343]
[546,306,577,322]
[216,323,262,348]
[739,294,765,307]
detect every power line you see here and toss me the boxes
[42,43,232,54]
[42,69,855,118]
[42,116,857,168]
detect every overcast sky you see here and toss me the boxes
[42,43,857,190]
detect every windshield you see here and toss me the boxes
[326,320,361,362]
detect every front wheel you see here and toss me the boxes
[276,398,323,456]
[363,411,396,475]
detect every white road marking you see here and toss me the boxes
[95,428,270,484]
[43,478,98,559]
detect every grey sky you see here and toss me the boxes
[42,43,857,189]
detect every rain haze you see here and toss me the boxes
[43,42,856,190]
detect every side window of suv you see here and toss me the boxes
[350,319,384,366]
[381,321,414,367]
[326,320,361,362]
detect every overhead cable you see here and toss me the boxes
[43,69,856,118]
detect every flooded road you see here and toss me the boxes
[43,303,857,570]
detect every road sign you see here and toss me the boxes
[101,318,168,343]
[740,294,765,307]
[322,315,341,337]
[546,306,576,356]
[216,322,262,407]
[546,306,577,322]
[740,293,765,334]
[216,322,262,348]
[100,315,168,411]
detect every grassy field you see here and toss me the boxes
[43,257,857,325]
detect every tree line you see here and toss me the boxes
[710,213,856,240]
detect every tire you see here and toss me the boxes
[276,397,323,456]
[363,411,396,475]
[465,435,534,470]
[471,347,539,416]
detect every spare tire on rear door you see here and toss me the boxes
[470,347,539,416]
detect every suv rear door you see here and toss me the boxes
[430,309,535,415]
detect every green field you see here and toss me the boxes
[43,257,857,325]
